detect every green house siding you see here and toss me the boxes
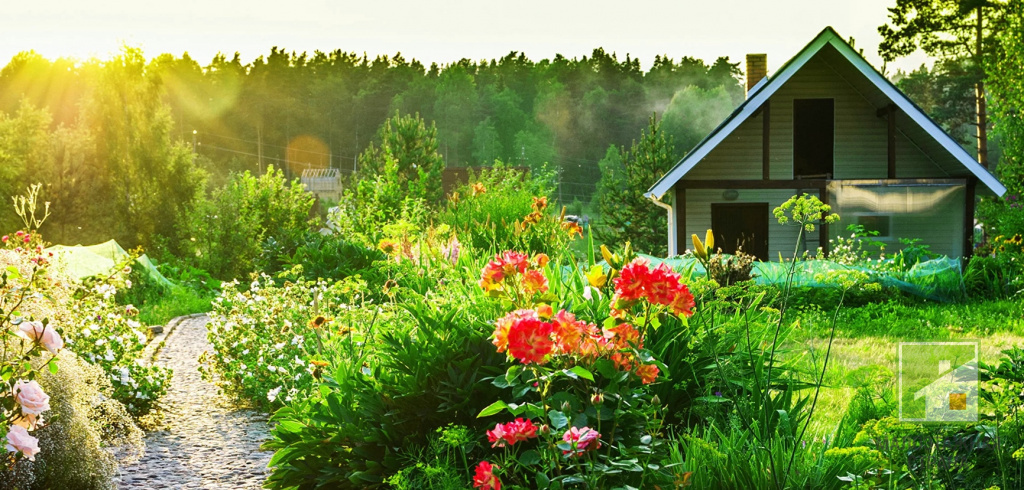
[681,53,950,183]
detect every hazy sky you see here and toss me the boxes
[2,0,933,74]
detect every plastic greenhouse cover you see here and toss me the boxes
[46,240,175,288]
[632,254,965,302]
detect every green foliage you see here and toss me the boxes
[439,163,572,256]
[980,4,1024,238]
[251,283,506,488]
[284,231,386,283]
[330,151,430,248]
[358,111,445,203]
[184,165,314,279]
[596,115,676,256]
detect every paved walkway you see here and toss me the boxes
[117,315,272,489]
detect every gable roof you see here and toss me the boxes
[646,27,1006,199]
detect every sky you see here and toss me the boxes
[1,0,934,75]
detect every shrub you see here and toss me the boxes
[284,231,385,283]
[185,166,315,279]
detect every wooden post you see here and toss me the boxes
[675,186,687,254]
[964,177,976,259]
[819,184,830,258]
[762,100,771,180]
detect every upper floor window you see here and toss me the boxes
[793,98,834,178]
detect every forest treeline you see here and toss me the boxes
[0,47,744,211]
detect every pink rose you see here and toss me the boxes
[561,426,601,456]
[13,380,51,418]
[17,321,64,354]
[5,425,40,460]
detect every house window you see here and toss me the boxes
[793,98,834,178]
[855,213,892,239]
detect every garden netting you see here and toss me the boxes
[637,254,965,302]
[45,240,174,288]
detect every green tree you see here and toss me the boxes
[879,0,1012,167]
[596,115,676,256]
[357,111,445,203]
[895,60,978,145]
[978,2,1024,236]
[0,101,50,230]
[83,46,206,250]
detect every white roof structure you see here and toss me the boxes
[646,27,1006,199]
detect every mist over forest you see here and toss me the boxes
[0,47,742,208]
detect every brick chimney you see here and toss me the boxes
[746,54,768,97]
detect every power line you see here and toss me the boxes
[202,132,359,161]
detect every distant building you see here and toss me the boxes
[301,168,342,202]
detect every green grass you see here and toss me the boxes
[781,297,1024,436]
[138,286,214,326]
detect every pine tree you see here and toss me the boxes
[596,115,676,256]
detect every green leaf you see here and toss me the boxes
[536,471,551,489]
[518,449,541,465]
[547,409,569,429]
[477,400,509,418]
[569,366,594,382]
[48,362,58,374]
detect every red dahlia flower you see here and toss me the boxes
[506,315,554,364]
[473,461,501,490]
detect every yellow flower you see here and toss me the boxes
[704,229,715,255]
[586,265,608,288]
[692,234,707,260]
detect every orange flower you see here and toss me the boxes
[472,182,487,196]
[522,269,549,295]
[531,196,548,212]
[533,253,550,268]
[308,316,328,329]
[604,323,640,349]
[562,221,583,238]
[636,363,660,384]
[522,211,543,226]
[377,239,398,254]
[535,304,554,319]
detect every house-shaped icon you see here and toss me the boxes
[912,358,978,422]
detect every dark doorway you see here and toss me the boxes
[793,98,834,178]
[711,203,769,260]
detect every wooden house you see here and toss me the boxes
[646,27,1006,260]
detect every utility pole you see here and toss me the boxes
[192,130,197,164]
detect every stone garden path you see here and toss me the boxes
[117,315,273,489]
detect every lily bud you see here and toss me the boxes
[691,234,706,260]
[705,229,714,255]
